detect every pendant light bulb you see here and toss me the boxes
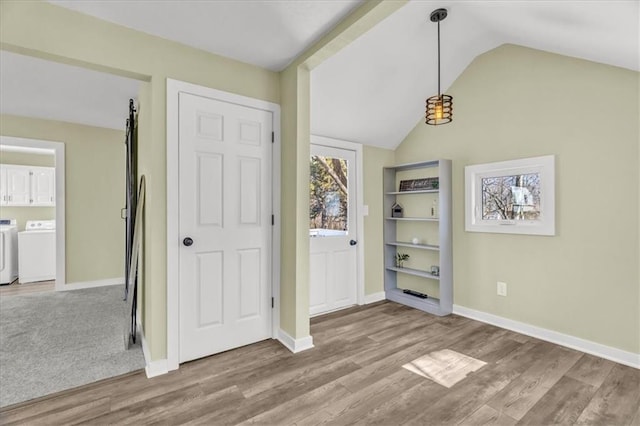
[435,99,443,120]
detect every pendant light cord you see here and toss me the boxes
[425,8,452,125]
[437,19,441,98]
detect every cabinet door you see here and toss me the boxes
[31,167,55,206]
[0,166,7,206]
[6,166,31,205]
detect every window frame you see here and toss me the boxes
[464,155,556,236]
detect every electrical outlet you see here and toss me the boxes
[497,281,507,297]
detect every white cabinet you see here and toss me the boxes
[5,166,31,205]
[30,167,56,206]
[0,167,6,205]
[0,164,55,206]
[383,159,452,316]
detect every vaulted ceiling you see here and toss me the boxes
[2,1,638,144]
[311,0,639,148]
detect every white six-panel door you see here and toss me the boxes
[179,92,273,363]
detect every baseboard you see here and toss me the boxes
[137,319,169,378]
[277,328,314,354]
[363,291,386,304]
[59,277,124,291]
[145,357,169,379]
[453,304,640,369]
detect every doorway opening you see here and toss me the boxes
[0,50,147,407]
[0,137,63,291]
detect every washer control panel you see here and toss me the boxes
[25,220,56,231]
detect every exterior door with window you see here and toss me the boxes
[309,144,357,316]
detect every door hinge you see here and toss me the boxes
[271,214,274,226]
[271,132,274,143]
[271,297,274,308]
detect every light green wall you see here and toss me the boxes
[0,151,54,167]
[279,65,308,337]
[137,78,151,345]
[0,115,126,284]
[0,151,56,230]
[394,44,639,354]
[0,0,279,360]
[363,146,394,295]
[0,207,55,231]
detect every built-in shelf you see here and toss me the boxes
[385,217,439,222]
[385,288,441,312]
[384,159,452,317]
[386,266,440,280]
[386,189,439,195]
[386,242,440,251]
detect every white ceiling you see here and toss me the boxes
[3,1,638,145]
[311,0,640,149]
[0,51,141,130]
[48,0,364,71]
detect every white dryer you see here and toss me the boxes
[18,220,56,284]
[0,219,18,285]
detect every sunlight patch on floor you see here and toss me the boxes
[402,349,486,388]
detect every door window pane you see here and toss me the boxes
[309,155,348,237]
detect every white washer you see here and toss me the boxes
[18,220,56,284]
[0,219,18,285]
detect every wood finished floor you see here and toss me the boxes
[1,301,638,425]
[0,280,55,296]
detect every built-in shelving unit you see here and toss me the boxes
[386,242,440,251]
[386,266,441,280]
[385,217,439,222]
[383,159,452,316]
[386,189,439,195]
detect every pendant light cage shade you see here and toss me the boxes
[426,94,453,125]
[425,8,453,126]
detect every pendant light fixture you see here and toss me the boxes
[425,8,453,125]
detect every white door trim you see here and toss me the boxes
[0,136,65,291]
[310,135,365,306]
[167,78,281,372]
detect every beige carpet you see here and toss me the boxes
[0,285,145,407]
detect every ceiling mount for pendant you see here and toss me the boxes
[430,8,447,23]
[425,8,453,126]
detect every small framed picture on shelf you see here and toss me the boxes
[430,265,440,276]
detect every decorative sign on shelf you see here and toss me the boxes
[399,177,439,192]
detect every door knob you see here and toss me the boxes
[183,237,194,247]
[349,240,357,246]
